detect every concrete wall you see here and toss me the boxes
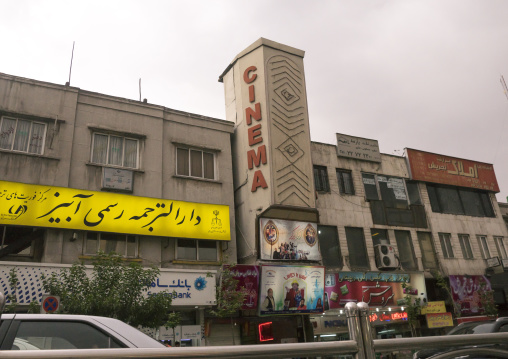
[0,72,237,269]
[311,141,423,273]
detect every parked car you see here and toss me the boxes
[0,313,165,350]
[413,317,508,359]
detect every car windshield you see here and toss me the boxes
[451,323,495,335]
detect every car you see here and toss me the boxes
[0,313,165,350]
[413,317,508,359]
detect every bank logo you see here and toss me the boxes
[211,210,222,226]
[194,276,207,291]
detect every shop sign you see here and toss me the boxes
[0,263,216,307]
[336,133,381,162]
[406,149,499,192]
[421,301,446,315]
[324,272,426,309]
[426,313,454,328]
[148,269,216,306]
[259,218,320,261]
[369,312,408,323]
[0,180,230,240]
[486,257,501,268]
[449,275,491,317]
[228,265,259,310]
[259,265,325,315]
[310,316,348,334]
[243,65,269,192]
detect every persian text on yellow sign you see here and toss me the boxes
[0,180,230,241]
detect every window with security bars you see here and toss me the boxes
[495,236,508,259]
[176,148,215,180]
[438,233,454,259]
[91,133,139,168]
[458,234,474,259]
[313,165,330,192]
[477,235,491,259]
[336,169,354,195]
[0,116,46,155]
[85,232,138,258]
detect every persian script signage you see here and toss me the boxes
[259,218,320,261]
[449,275,492,316]
[336,134,381,162]
[0,180,230,240]
[426,313,454,328]
[421,301,446,315]
[324,272,426,309]
[406,149,499,192]
[229,265,260,310]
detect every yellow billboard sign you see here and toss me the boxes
[426,313,454,328]
[0,180,230,241]
[421,301,446,315]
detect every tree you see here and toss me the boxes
[432,270,461,318]
[477,277,498,317]
[401,282,422,337]
[42,251,173,328]
[164,311,182,345]
[208,263,247,345]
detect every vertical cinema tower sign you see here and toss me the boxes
[220,38,317,260]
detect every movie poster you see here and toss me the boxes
[228,265,260,310]
[259,265,325,315]
[259,218,320,261]
[323,272,427,309]
[449,275,491,316]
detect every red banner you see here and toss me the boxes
[406,148,499,192]
[229,265,260,310]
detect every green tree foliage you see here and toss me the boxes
[432,270,461,318]
[401,282,422,337]
[42,251,173,328]
[477,277,498,317]
[164,311,182,345]
[208,263,247,345]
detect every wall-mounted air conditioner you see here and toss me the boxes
[374,244,398,270]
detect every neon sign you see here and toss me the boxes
[369,312,408,323]
[258,322,274,342]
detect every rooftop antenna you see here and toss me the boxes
[66,41,75,86]
[501,75,508,101]
[139,78,142,101]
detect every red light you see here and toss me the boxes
[258,322,274,342]
[391,312,408,321]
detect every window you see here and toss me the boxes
[426,184,495,218]
[318,225,342,268]
[85,232,138,258]
[176,148,215,180]
[345,227,369,269]
[0,116,46,155]
[0,225,37,256]
[406,181,422,205]
[12,321,123,349]
[417,232,438,269]
[313,165,330,192]
[438,233,454,259]
[394,230,418,270]
[336,169,354,195]
[371,228,389,246]
[362,173,379,200]
[477,235,491,259]
[458,234,474,259]
[176,239,218,261]
[495,236,508,259]
[361,174,408,208]
[91,133,139,168]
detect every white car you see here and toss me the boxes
[0,313,165,350]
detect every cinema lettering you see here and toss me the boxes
[244,66,268,192]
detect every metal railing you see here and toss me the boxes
[2,301,508,358]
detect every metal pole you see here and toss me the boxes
[345,302,365,359]
[358,302,375,359]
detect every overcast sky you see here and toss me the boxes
[2,1,508,201]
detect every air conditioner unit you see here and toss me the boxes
[374,244,398,270]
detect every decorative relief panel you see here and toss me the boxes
[267,55,313,207]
